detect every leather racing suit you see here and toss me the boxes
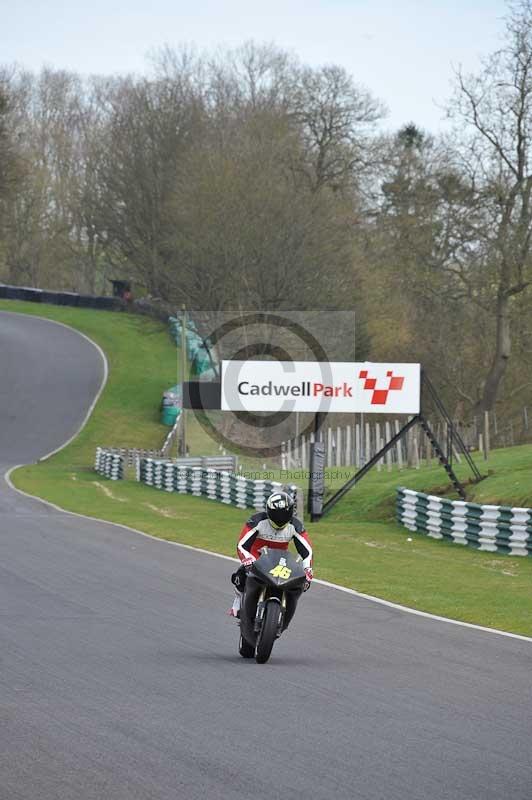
[229,511,313,617]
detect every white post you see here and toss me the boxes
[385,421,392,472]
[484,411,490,460]
[336,426,342,466]
[365,422,371,464]
[395,420,403,470]
[355,424,361,468]
[345,425,352,467]
[375,422,382,470]
[414,427,420,469]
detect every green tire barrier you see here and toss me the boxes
[161,406,179,426]
[95,447,124,480]
[160,384,182,426]
[168,316,218,379]
[396,487,532,556]
[137,457,297,512]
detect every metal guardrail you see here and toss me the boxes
[97,446,163,467]
[0,283,123,309]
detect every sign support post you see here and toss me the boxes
[180,304,187,457]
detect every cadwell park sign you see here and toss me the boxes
[183,359,480,519]
[221,361,421,415]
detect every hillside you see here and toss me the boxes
[2,299,532,636]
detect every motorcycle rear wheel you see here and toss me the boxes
[255,600,280,664]
[239,634,255,659]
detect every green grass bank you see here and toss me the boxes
[2,300,532,637]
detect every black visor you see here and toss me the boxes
[266,493,294,528]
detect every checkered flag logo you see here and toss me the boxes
[358,370,405,405]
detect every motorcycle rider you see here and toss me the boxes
[229,490,313,618]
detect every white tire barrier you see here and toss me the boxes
[137,457,298,512]
[397,487,532,556]
[95,447,124,480]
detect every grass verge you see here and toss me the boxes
[3,299,532,637]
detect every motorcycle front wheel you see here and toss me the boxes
[255,600,281,664]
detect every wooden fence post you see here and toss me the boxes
[484,411,490,460]
[406,424,414,467]
[394,420,403,470]
[345,426,351,466]
[385,421,393,472]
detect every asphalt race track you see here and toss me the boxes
[0,309,531,800]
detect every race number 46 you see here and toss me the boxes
[269,564,292,579]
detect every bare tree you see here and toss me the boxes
[374,3,532,415]
[445,0,532,411]
[0,68,95,289]
[0,79,21,270]
[207,41,297,115]
[94,71,204,296]
[169,98,355,313]
[292,64,385,193]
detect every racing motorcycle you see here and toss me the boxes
[238,547,307,664]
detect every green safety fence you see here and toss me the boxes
[168,316,218,379]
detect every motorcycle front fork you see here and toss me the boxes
[254,589,286,638]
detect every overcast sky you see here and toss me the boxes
[3,0,508,133]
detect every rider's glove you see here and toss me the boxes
[303,567,313,592]
[242,557,255,570]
